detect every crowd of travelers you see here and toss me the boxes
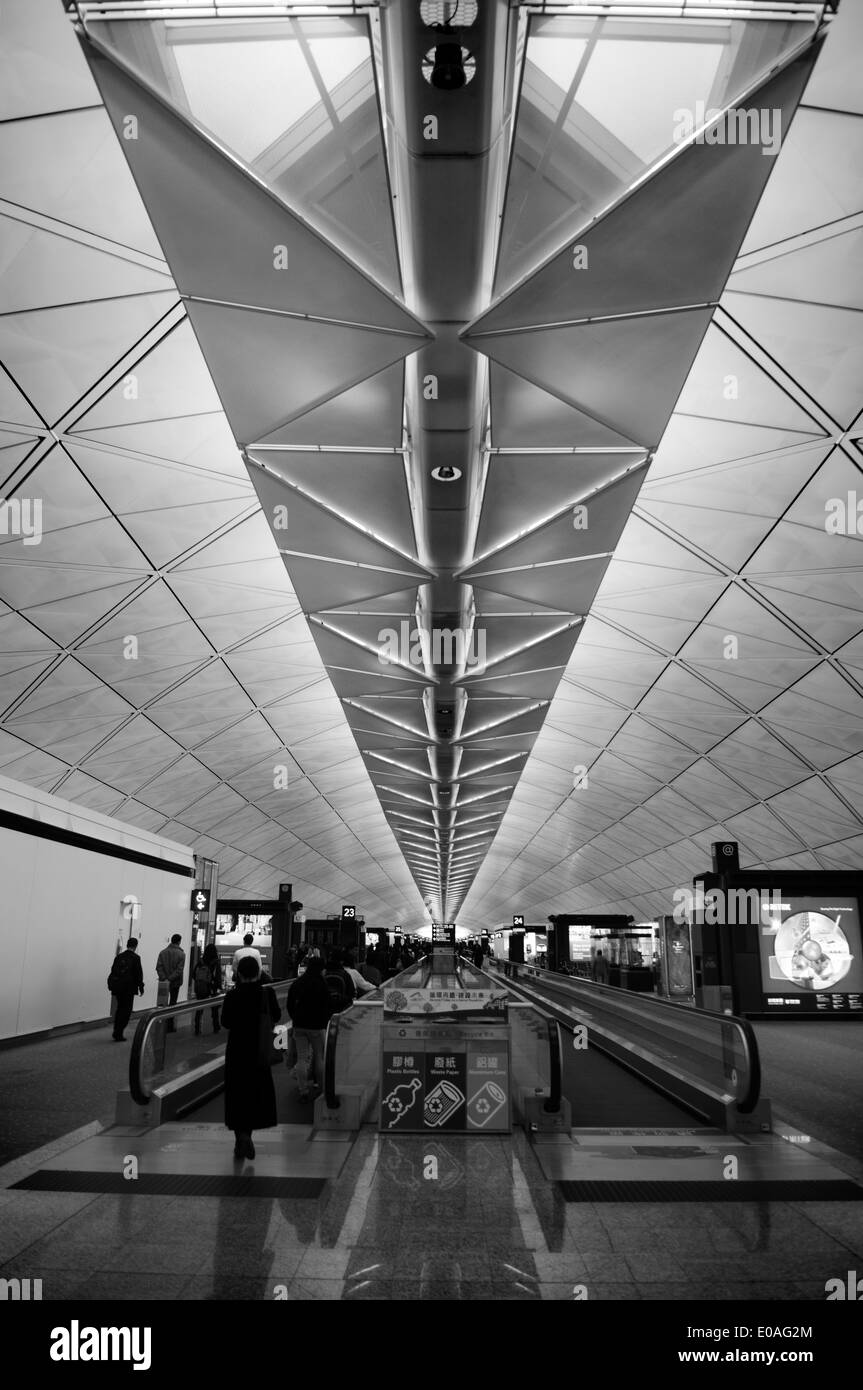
[107,931,424,1161]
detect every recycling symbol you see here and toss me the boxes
[475,1098,491,1116]
[427,1096,444,1116]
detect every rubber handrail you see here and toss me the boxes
[543,1015,562,1114]
[129,982,284,1107]
[495,960,761,1113]
[324,1011,340,1110]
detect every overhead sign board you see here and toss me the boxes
[383,986,507,1016]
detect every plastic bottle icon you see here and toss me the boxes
[383,1076,422,1128]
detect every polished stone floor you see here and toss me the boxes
[2,1126,862,1301]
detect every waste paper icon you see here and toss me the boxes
[424,1079,464,1127]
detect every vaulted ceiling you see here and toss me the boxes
[0,0,859,929]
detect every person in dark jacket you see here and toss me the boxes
[221,955,281,1159]
[108,938,145,1041]
[193,942,222,1035]
[287,957,332,1103]
[323,948,356,1012]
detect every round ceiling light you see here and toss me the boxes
[431,464,462,481]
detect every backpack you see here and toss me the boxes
[324,969,350,1013]
[194,962,213,999]
[108,953,134,992]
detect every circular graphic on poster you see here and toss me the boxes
[774,912,853,990]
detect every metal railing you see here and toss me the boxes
[488,959,762,1124]
[129,980,293,1108]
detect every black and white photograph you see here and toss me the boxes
[0,0,861,1363]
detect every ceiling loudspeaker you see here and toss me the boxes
[711,841,740,873]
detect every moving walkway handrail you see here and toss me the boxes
[543,1014,562,1114]
[493,961,761,1114]
[324,1010,340,1111]
[129,981,287,1107]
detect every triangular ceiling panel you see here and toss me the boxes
[282,554,431,614]
[647,413,826,482]
[86,44,422,335]
[86,12,401,294]
[0,364,45,430]
[467,308,714,449]
[488,362,640,449]
[466,464,648,574]
[253,362,406,450]
[71,318,222,431]
[0,105,163,257]
[674,321,826,432]
[722,291,863,429]
[251,466,419,570]
[466,554,612,610]
[0,216,171,315]
[475,54,814,334]
[729,226,863,313]
[185,299,422,449]
[475,452,645,560]
[251,450,414,557]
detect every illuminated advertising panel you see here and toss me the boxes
[758,894,863,1013]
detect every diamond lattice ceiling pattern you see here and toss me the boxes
[0,0,858,930]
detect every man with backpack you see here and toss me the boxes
[108,938,145,1041]
[324,948,356,1014]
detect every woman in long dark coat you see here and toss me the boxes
[221,955,281,1160]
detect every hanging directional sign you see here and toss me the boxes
[191,889,210,914]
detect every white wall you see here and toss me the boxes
[0,775,196,1040]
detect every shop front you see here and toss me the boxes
[548,914,660,991]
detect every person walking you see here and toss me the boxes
[221,955,281,1160]
[287,956,332,1103]
[107,938,144,1041]
[343,951,377,997]
[231,932,263,978]
[323,948,356,1013]
[193,942,222,1035]
[156,933,186,1031]
[592,949,609,984]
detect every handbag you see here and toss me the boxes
[257,992,280,1067]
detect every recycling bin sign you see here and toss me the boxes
[380,1023,510,1133]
